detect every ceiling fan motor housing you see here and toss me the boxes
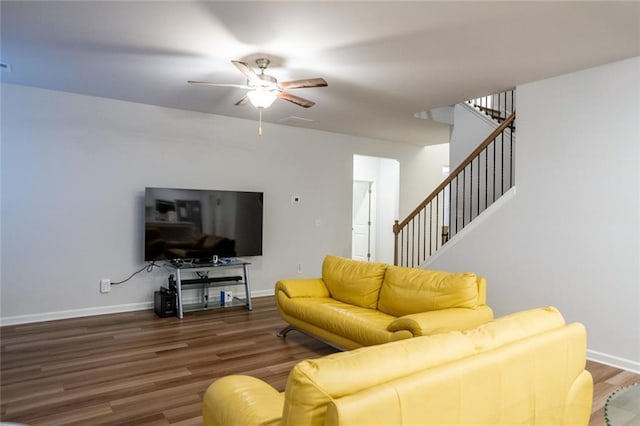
[255,58,271,70]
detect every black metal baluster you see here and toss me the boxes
[476,157,480,218]
[441,188,446,246]
[462,168,466,227]
[417,211,422,264]
[400,230,403,266]
[484,147,489,211]
[510,126,514,187]
[454,176,459,236]
[494,137,498,202]
[420,206,427,258]
[468,164,472,226]
[413,221,417,268]
[436,192,440,251]
[404,227,408,267]
[429,201,433,256]
[401,228,404,267]
[448,181,452,239]
[511,90,514,116]
[501,132,505,195]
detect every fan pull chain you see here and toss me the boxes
[258,107,263,136]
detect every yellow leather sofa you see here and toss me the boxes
[276,255,493,349]
[203,307,593,426]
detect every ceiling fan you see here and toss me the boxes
[188,58,328,109]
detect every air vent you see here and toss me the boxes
[278,116,315,125]
[0,62,12,72]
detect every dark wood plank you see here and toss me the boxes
[0,297,335,425]
[1,296,637,425]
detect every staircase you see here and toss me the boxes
[393,90,515,267]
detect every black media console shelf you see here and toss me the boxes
[179,275,243,285]
[165,260,252,319]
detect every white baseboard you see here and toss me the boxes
[250,289,275,297]
[587,349,640,374]
[0,302,153,326]
[0,289,277,326]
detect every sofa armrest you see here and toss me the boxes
[476,276,487,306]
[387,306,494,336]
[203,375,283,426]
[276,278,330,298]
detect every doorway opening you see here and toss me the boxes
[352,155,400,263]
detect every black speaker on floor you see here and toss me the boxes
[154,290,176,317]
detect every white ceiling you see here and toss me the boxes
[2,1,639,146]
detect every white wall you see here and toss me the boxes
[399,143,449,218]
[0,83,447,323]
[449,103,497,169]
[377,159,400,263]
[428,57,640,371]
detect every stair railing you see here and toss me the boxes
[467,89,515,122]
[393,112,516,267]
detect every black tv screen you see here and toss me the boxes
[144,187,263,262]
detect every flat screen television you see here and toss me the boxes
[144,187,263,262]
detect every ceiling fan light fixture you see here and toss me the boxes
[247,87,277,108]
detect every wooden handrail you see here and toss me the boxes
[472,104,505,119]
[394,112,516,232]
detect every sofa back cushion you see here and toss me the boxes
[282,332,477,426]
[463,306,566,351]
[377,266,478,316]
[322,255,386,309]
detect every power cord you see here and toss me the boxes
[111,262,160,285]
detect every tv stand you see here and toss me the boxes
[165,259,252,319]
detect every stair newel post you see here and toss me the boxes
[393,220,400,266]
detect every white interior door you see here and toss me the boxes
[352,180,375,261]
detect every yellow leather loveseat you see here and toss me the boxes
[203,307,593,426]
[276,255,493,349]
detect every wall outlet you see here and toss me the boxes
[100,279,111,293]
[297,263,303,274]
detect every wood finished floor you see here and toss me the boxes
[1,296,638,425]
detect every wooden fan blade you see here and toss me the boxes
[278,92,315,108]
[231,60,259,84]
[279,78,328,90]
[188,80,250,89]
[234,96,249,106]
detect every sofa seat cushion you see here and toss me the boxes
[322,255,387,309]
[378,266,479,317]
[278,295,400,346]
